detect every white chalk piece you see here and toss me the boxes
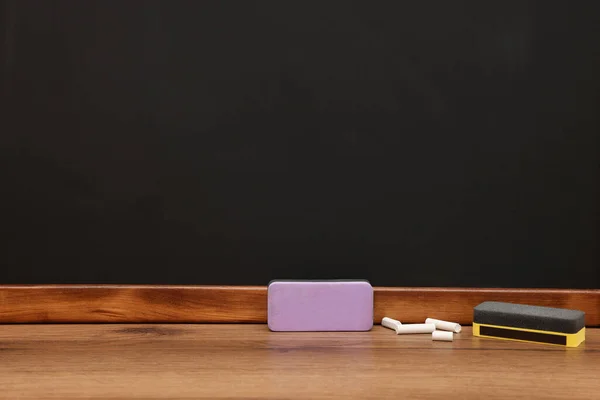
[395,323,436,334]
[381,317,402,331]
[425,318,462,333]
[432,331,454,341]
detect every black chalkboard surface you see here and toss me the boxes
[1,1,598,288]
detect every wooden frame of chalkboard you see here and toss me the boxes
[0,286,598,325]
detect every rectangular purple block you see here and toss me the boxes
[267,280,374,331]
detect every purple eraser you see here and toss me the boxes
[267,280,374,332]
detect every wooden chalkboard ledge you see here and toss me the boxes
[1,324,598,399]
[0,285,598,325]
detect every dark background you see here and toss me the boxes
[1,1,598,287]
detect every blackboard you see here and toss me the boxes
[1,1,598,288]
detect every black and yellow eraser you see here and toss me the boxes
[473,301,585,347]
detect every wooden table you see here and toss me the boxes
[0,324,597,399]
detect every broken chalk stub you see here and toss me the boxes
[381,317,402,332]
[395,323,436,334]
[432,331,454,341]
[425,318,462,333]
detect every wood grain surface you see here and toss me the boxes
[0,285,598,325]
[0,324,598,399]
